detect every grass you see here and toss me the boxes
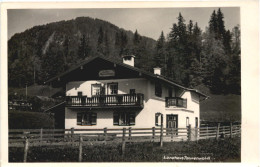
[200,94,241,122]
[9,137,240,162]
[8,110,54,129]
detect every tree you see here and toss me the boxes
[186,22,203,87]
[78,34,91,60]
[97,27,104,54]
[119,31,128,55]
[154,31,167,73]
[231,25,240,55]
[104,31,110,56]
[201,29,227,93]
[223,30,232,54]
[187,20,193,35]
[167,13,190,86]
[209,10,218,36]
[217,8,225,39]
[133,30,141,45]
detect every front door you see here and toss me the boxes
[167,115,178,135]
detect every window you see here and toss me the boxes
[130,89,135,95]
[78,91,83,96]
[113,112,135,126]
[77,112,97,125]
[168,88,172,97]
[108,83,118,95]
[195,117,198,128]
[186,117,189,127]
[155,82,162,97]
[92,84,101,96]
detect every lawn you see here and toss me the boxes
[8,110,54,129]
[9,137,240,162]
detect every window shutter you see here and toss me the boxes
[129,113,135,125]
[113,112,119,125]
[77,113,82,125]
[155,114,159,126]
[91,113,97,125]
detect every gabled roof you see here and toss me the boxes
[45,56,207,98]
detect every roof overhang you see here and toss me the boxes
[44,56,208,98]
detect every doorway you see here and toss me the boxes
[166,115,178,135]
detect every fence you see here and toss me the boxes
[9,123,241,162]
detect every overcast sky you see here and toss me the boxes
[8,8,240,40]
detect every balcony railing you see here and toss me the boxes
[66,93,144,108]
[165,97,187,108]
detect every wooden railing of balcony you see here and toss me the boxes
[165,97,187,108]
[66,93,144,108]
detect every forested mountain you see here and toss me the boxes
[8,8,241,95]
[8,17,156,87]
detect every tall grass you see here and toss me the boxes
[9,137,240,162]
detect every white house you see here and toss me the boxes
[45,55,207,130]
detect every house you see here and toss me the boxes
[45,55,207,130]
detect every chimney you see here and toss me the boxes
[122,55,135,67]
[153,67,161,75]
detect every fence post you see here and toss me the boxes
[128,127,132,140]
[230,123,233,138]
[104,127,107,144]
[160,114,164,147]
[171,127,173,142]
[122,128,126,155]
[23,138,29,162]
[71,128,75,145]
[40,128,43,145]
[223,126,225,137]
[195,127,198,141]
[216,123,220,140]
[152,127,155,142]
[206,126,208,139]
[78,135,83,162]
[187,125,191,141]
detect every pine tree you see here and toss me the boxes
[223,30,232,54]
[78,34,90,60]
[133,30,141,45]
[155,31,166,71]
[167,13,190,85]
[209,10,218,35]
[104,31,110,56]
[217,8,225,39]
[63,35,69,69]
[187,20,193,35]
[231,25,240,55]
[119,31,128,55]
[97,27,104,54]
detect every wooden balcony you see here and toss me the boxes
[165,97,187,108]
[66,93,144,108]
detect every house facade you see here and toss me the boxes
[46,56,207,130]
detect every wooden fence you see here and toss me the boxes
[9,123,241,162]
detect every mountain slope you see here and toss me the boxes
[8,17,156,87]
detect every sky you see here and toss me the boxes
[8,7,240,40]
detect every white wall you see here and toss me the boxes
[65,78,200,129]
[66,78,147,97]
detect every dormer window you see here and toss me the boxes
[155,82,162,97]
